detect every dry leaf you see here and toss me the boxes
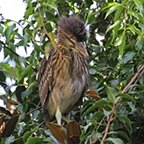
[0,117,5,135]
[67,120,80,144]
[48,122,67,144]
[86,88,100,100]
[6,98,18,116]
[2,115,19,137]
[0,107,12,117]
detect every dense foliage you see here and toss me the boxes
[0,0,144,143]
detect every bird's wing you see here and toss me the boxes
[38,54,53,107]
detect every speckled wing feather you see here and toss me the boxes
[38,53,53,108]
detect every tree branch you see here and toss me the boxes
[122,65,144,93]
[0,40,20,57]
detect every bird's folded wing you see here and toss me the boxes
[38,56,53,107]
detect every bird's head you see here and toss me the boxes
[58,16,86,42]
[57,16,88,57]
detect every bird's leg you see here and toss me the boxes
[55,107,62,125]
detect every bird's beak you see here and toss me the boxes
[74,43,89,58]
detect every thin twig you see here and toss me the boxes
[134,66,144,84]
[25,105,41,116]
[122,65,144,93]
[0,40,20,57]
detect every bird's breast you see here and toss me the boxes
[51,75,86,115]
[48,56,87,116]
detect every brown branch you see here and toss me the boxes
[100,103,116,144]
[25,105,41,116]
[134,66,144,84]
[100,65,144,144]
[121,65,144,93]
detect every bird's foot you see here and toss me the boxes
[55,107,62,125]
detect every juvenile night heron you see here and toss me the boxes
[38,16,89,125]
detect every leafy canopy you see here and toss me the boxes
[0,0,144,143]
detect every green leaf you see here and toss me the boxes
[28,81,38,89]
[23,131,33,142]
[106,138,124,144]
[25,7,34,19]
[117,131,131,143]
[103,109,111,117]
[106,20,121,33]
[23,34,29,46]
[128,11,144,24]
[18,64,32,82]
[120,52,135,64]
[102,2,119,11]
[42,1,59,14]
[21,88,33,100]
[83,99,110,115]
[136,35,144,50]
[105,84,117,103]
[111,20,122,43]
[127,25,141,35]
[4,22,16,42]
[26,137,46,144]
[105,3,122,18]
[118,35,126,56]
[48,32,56,49]
[44,43,51,59]
[118,115,132,133]
[94,99,110,109]
[114,5,124,21]
[0,70,6,82]
[133,0,143,11]
[115,31,126,56]
[86,10,95,24]
[0,63,18,80]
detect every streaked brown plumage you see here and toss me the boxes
[38,16,89,124]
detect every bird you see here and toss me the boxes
[38,16,89,125]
